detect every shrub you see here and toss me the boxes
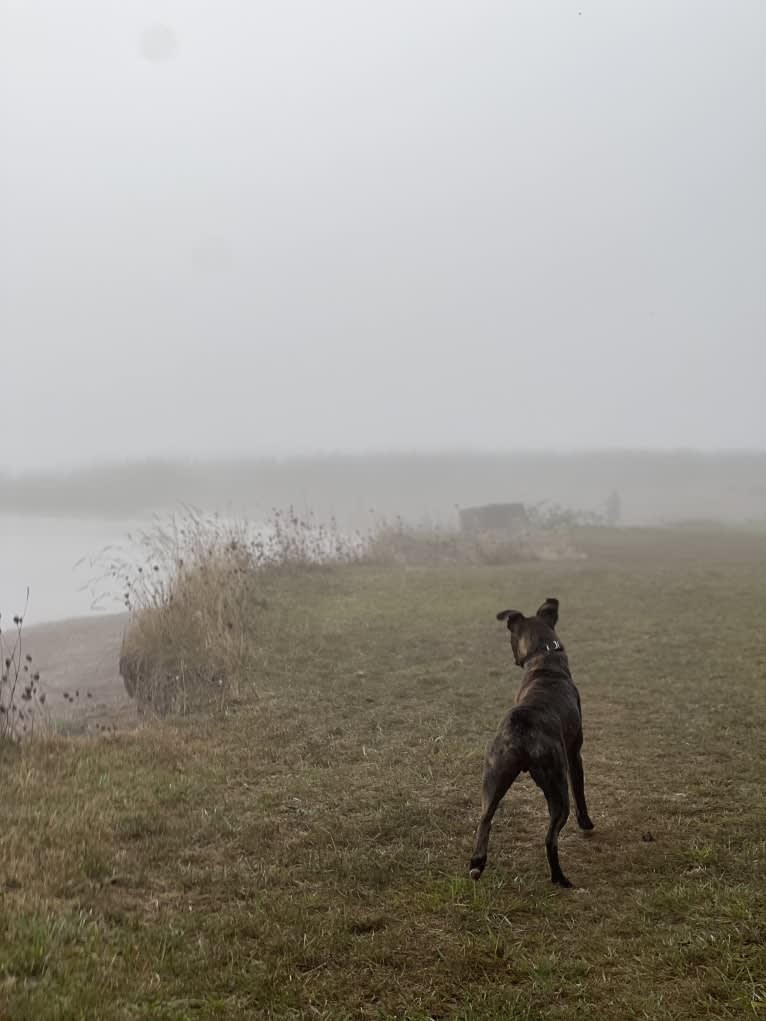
[364,513,589,567]
[364,517,532,567]
[107,508,363,716]
[364,519,464,566]
[526,500,607,529]
[1,599,48,742]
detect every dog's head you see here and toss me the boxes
[496,597,561,667]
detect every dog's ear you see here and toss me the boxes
[536,597,559,629]
[496,609,524,631]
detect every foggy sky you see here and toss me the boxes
[1,0,764,471]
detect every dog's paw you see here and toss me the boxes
[552,874,574,889]
[469,855,486,881]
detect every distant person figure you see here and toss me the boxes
[605,490,622,527]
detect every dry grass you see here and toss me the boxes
[0,603,48,742]
[110,509,365,715]
[365,519,583,567]
[111,509,580,716]
[1,527,765,1019]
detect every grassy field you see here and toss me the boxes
[2,528,765,1019]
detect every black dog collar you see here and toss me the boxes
[520,639,564,668]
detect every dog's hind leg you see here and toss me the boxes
[567,744,594,831]
[530,755,572,888]
[469,752,522,881]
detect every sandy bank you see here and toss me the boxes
[21,613,138,734]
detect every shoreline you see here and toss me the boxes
[19,611,137,734]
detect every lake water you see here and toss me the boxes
[1,511,358,627]
[0,515,144,626]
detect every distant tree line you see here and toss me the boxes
[1,451,764,527]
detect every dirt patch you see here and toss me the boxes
[23,613,138,734]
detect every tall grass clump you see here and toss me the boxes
[364,514,586,566]
[364,518,465,566]
[1,599,48,743]
[109,503,592,715]
[107,508,363,716]
[526,500,607,529]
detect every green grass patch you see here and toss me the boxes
[2,531,765,1019]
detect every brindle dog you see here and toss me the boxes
[469,598,594,888]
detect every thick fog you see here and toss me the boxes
[1,0,764,472]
